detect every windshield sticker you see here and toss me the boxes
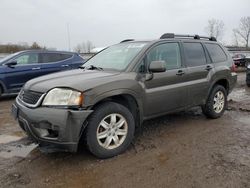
[127,43,146,49]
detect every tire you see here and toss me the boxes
[247,83,250,87]
[85,102,135,159]
[202,85,227,119]
[0,85,2,97]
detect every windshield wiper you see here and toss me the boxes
[80,65,103,71]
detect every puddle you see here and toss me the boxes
[229,88,250,102]
[0,143,38,158]
[0,135,22,144]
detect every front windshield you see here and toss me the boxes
[0,52,20,64]
[83,42,147,71]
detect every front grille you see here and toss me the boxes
[19,90,43,105]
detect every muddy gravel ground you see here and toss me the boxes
[0,73,249,188]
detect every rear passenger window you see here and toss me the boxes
[60,54,72,60]
[41,53,72,63]
[147,43,181,70]
[204,43,227,63]
[183,43,206,67]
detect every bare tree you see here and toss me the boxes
[74,43,83,53]
[232,29,240,47]
[205,19,224,40]
[74,41,95,53]
[233,17,250,48]
[86,41,94,53]
[74,42,86,53]
[30,42,41,49]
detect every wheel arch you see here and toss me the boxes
[77,90,143,147]
[90,92,142,127]
[205,78,229,102]
[214,79,229,94]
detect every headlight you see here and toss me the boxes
[42,88,83,106]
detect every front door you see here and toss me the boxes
[4,52,43,92]
[143,42,188,117]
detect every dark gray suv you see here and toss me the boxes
[12,33,237,158]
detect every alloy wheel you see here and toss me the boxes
[213,91,225,113]
[96,113,128,150]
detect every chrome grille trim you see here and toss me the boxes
[18,90,46,108]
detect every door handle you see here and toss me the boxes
[176,70,185,76]
[32,67,41,70]
[61,64,69,67]
[205,65,212,71]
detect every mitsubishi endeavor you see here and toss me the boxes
[12,33,237,158]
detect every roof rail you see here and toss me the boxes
[120,39,134,43]
[160,33,217,41]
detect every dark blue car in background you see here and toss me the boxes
[0,50,85,96]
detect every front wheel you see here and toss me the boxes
[85,102,135,159]
[202,85,227,119]
[0,86,2,97]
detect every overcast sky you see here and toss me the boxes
[0,0,249,50]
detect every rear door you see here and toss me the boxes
[144,42,189,117]
[182,42,213,106]
[40,52,72,74]
[4,52,42,92]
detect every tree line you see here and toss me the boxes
[0,42,45,53]
[205,16,250,48]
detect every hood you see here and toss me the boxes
[24,69,121,93]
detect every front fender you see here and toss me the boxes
[93,88,142,107]
[84,87,144,124]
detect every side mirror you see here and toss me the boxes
[5,61,17,68]
[149,61,166,73]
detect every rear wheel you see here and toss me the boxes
[202,85,227,119]
[85,102,135,159]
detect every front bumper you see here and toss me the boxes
[12,98,93,152]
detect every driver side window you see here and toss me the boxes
[147,43,181,70]
[14,53,39,65]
